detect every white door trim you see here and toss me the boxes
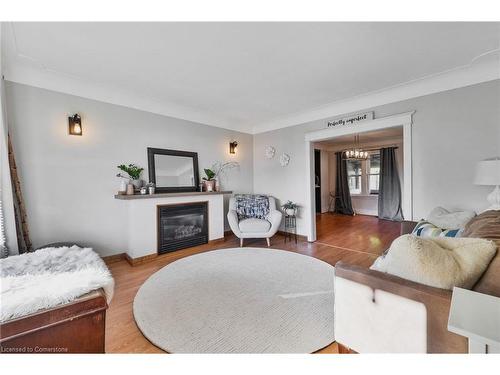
[304,111,414,242]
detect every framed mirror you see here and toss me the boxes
[147,148,200,193]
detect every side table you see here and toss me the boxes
[284,215,297,244]
[448,287,500,353]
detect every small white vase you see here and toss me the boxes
[119,179,127,193]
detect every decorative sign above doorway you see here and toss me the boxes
[326,112,373,128]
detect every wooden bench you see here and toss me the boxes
[1,289,108,354]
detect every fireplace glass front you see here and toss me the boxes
[157,202,208,254]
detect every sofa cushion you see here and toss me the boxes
[462,210,500,297]
[370,234,497,290]
[462,210,500,246]
[411,220,462,238]
[239,218,271,233]
[427,206,476,229]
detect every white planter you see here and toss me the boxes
[131,179,143,189]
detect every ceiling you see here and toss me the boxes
[315,127,403,149]
[2,22,499,133]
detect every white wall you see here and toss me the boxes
[5,82,253,256]
[4,80,500,249]
[254,80,500,236]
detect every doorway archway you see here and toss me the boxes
[304,111,414,242]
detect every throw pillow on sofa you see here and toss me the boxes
[462,210,500,247]
[461,210,500,297]
[370,234,497,290]
[427,206,476,229]
[412,220,462,238]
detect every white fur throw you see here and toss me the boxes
[371,235,497,290]
[1,246,114,322]
[427,206,476,229]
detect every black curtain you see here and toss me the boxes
[378,147,403,221]
[334,152,354,216]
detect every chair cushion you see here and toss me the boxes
[238,218,271,233]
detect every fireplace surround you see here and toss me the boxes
[157,202,208,254]
[115,191,229,261]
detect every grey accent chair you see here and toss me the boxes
[227,195,283,247]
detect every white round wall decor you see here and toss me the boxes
[279,153,290,167]
[264,146,276,159]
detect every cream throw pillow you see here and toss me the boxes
[427,206,476,229]
[371,234,497,290]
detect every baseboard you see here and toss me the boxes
[209,237,226,245]
[104,233,303,267]
[102,253,126,264]
[353,209,377,216]
[276,230,308,241]
[124,236,226,267]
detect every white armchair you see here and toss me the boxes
[227,195,283,247]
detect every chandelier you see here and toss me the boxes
[343,135,369,160]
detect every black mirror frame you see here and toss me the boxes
[147,147,200,193]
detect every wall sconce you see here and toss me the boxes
[229,140,238,154]
[68,114,82,136]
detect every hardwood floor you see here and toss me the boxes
[104,214,401,354]
[316,213,400,254]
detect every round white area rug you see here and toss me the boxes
[133,248,335,353]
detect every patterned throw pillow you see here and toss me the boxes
[234,194,270,220]
[411,220,462,238]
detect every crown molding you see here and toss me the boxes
[2,22,253,133]
[252,53,500,134]
[3,63,253,134]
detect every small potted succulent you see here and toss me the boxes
[117,164,144,189]
[202,168,216,192]
[281,200,299,216]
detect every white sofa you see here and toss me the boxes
[227,195,282,247]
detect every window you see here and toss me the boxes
[368,153,380,194]
[347,160,362,195]
[346,152,380,196]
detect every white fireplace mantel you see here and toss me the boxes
[115,191,231,259]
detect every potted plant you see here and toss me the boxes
[117,164,144,189]
[202,162,240,192]
[281,200,299,216]
[202,168,216,192]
